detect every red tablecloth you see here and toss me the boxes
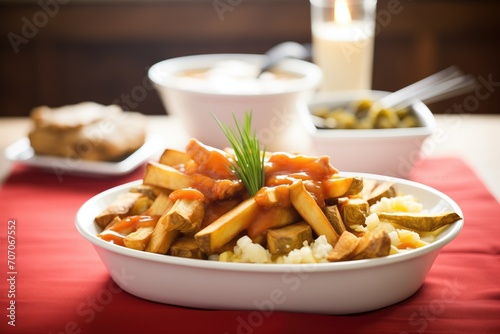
[1,157,499,334]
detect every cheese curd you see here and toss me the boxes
[218,236,272,263]
[352,195,431,253]
[370,194,423,213]
[215,235,333,264]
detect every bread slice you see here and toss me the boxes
[28,102,147,162]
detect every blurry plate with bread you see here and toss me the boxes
[5,102,161,176]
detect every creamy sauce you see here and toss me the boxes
[178,67,301,81]
[173,60,304,94]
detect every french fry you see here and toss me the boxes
[145,213,180,254]
[246,206,301,240]
[211,233,243,254]
[102,216,122,231]
[103,215,156,234]
[101,215,159,248]
[94,192,144,229]
[159,148,191,167]
[289,180,339,245]
[123,226,154,251]
[128,195,154,216]
[143,161,190,190]
[143,192,174,216]
[170,236,206,259]
[97,217,124,245]
[323,176,364,199]
[195,197,260,254]
[267,221,313,255]
[167,198,205,235]
[327,231,360,262]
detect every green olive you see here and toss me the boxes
[373,108,400,129]
[399,115,420,128]
[311,99,422,130]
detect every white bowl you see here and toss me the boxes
[297,91,436,178]
[75,173,463,315]
[148,54,322,152]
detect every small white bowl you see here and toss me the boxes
[297,91,436,178]
[148,54,322,152]
[75,173,463,315]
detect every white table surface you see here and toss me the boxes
[1,114,499,202]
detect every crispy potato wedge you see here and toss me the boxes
[159,148,191,167]
[143,161,190,190]
[123,226,154,251]
[167,198,205,235]
[340,198,370,227]
[267,221,313,255]
[327,231,360,262]
[289,180,339,245]
[366,181,396,206]
[350,229,391,260]
[145,213,180,254]
[323,205,346,236]
[170,236,206,259]
[323,176,363,199]
[360,178,378,200]
[377,211,462,232]
[195,197,260,254]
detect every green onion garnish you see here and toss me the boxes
[213,111,266,196]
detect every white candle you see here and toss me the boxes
[313,21,374,91]
[310,0,376,91]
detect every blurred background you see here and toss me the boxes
[1,0,499,117]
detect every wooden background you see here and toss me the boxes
[1,0,499,117]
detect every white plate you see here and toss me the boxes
[4,137,163,177]
[75,173,463,314]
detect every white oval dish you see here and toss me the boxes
[75,173,463,315]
